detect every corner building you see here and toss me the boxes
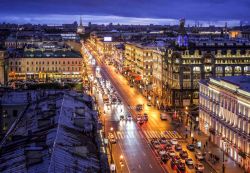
[199,76,250,171]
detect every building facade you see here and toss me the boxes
[163,43,250,108]
[199,76,250,172]
[7,42,83,82]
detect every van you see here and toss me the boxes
[160,113,168,120]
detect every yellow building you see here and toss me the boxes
[7,43,83,82]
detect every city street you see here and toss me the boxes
[83,43,216,173]
[82,44,166,173]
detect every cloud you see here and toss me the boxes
[0,0,249,24]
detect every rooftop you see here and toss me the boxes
[0,90,101,173]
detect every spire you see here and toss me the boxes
[80,16,83,26]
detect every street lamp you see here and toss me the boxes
[110,127,114,164]
[120,155,124,173]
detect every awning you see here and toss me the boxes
[135,76,142,81]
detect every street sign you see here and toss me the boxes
[110,164,116,171]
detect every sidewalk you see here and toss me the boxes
[177,124,245,173]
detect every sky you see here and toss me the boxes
[0,0,249,26]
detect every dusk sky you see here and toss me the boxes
[0,0,250,26]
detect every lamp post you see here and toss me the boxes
[110,127,114,164]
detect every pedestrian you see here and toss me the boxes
[206,140,208,147]
[192,137,194,144]
[204,144,206,149]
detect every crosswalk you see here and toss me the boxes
[111,130,182,140]
[143,130,182,139]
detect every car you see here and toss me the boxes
[175,144,182,151]
[168,150,176,157]
[126,115,132,121]
[158,149,167,156]
[195,151,204,160]
[170,159,180,170]
[179,151,188,159]
[159,137,167,144]
[108,133,116,144]
[172,155,181,161]
[136,104,143,111]
[138,119,144,125]
[185,158,194,165]
[136,115,142,121]
[161,154,170,164]
[170,138,178,145]
[152,141,161,149]
[187,144,195,151]
[130,84,134,88]
[160,113,168,120]
[177,162,186,173]
[120,115,125,121]
[195,163,205,172]
[143,113,148,121]
[147,102,151,106]
[165,143,173,150]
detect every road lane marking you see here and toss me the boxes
[138,164,141,169]
[149,164,153,168]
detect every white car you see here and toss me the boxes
[195,151,204,160]
[158,149,167,156]
[195,163,205,171]
[168,150,176,157]
[170,138,178,145]
[185,158,193,165]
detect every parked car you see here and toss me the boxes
[187,144,195,151]
[195,163,205,172]
[175,144,182,151]
[179,151,188,159]
[195,151,204,160]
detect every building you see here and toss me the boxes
[199,76,250,172]
[6,42,83,82]
[124,42,167,107]
[0,50,7,85]
[0,90,105,173]
[163,42,250,108]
